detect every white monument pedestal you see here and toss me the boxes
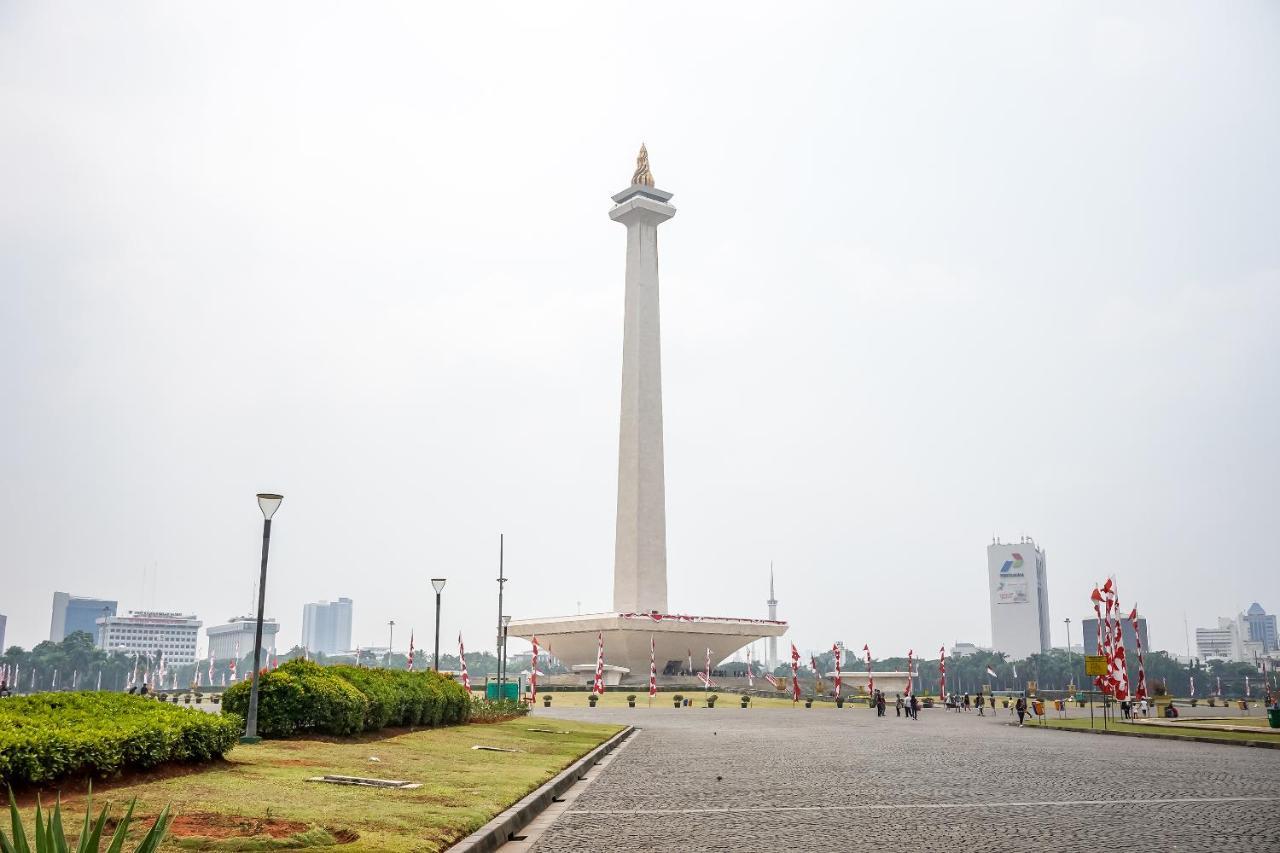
[570,663,631,687]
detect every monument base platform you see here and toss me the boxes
[508,612,788,684]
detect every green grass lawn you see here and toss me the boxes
[536,689,883,709]
[10,717,621,852]
[1032,716,1280,744]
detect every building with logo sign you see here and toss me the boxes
[987,538,1050,659]
[96,611,201,663]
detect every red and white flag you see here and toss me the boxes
[763,673,780,690]
[230,642,239,682]
[1110,583,1129,700]
[531,635,539,702]
[687,649,693,675]
[746,646,755,688]
[458,633,471,691]
[863,644,874,695]
[207,648,214,685]
[986,665,998,680]
[1217,676,1222,697]
[705,648,712,690]
[1189,675,1195,698]
[592,633,606,696]
[790,643,801,702]
[905,649,914,698]
[1129,606,1148,700]
[1246,675,1251,697]
[648,636,657,698]
[407,632,415,671]
[939,646,946,699]
[697,671,716,688]
[832,644,842,700]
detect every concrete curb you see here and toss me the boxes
[1021,722,1280,749]
[449,725,635,852]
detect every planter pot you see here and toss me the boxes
[543,698,552,707]
[1002,700,1009,708]
[1190,699,1198,707]
[184,696,191,704]
[835,699,845,709]
[804,700,813,709]
[674,701,682,708]
[628,701,636,708]
[741,700,750,708]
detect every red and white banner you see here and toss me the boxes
[1110,583,1129,700]
[939,646,946,699]
[1189,675,1195,698]
[207,648,214,685]
[1091,586,1107,693]
[1129,606,1147,701]
[705,648,712,689]
[1245,675,1251,697]
[863,644,874,695]
[230,642,239,682]
[592,633,606,696]
[905,649,914,697]
[1217,676,1222,697]
[697,671,716,689]
[648,636,657,698]
[763,673,780,690]
[407,631,415,671]
[746,647,755,688]
[531,635,539,702]
[458,633,471,691]
[790,642,801,701]
[832,644,842,700]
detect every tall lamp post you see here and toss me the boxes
[431,579,447,671]
[386,620,395,668]
[242,492,282,744]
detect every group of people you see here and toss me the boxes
[946,692,994,715]
[870,689,920,719]
[1119,698,1151,719]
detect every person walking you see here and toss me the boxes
[876,690,886,717]
[963,693,971,712]
[1015,694,1027,726]
[976,691,985,716]
[910,693,920,720]
[895,694,903,717]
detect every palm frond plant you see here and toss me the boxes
[1,784,171,853]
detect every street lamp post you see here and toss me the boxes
[243,492,282,744]
[431,579,447,671]
[386,620,395,668]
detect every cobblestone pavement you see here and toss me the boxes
[525,705,1280,851]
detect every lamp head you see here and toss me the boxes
[501,615,511,627]
[257,493,283,520]
[431,578,447,594]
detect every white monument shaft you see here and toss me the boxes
[610,191,674,614]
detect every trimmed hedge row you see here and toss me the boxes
[0,692,242,787]
[221,659,471,738]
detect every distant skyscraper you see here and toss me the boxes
[301,597,353,655]
[987,538,1050,659]
[1242,602,1277,653]
[0,613,7,652]
[50,592,117,642]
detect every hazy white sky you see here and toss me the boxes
[2,3,1277,660]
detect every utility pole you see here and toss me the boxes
[1064,617,1073,690]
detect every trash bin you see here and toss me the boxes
[1268,709,1280,729]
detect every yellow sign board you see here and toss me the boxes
[1084,655,1108,677]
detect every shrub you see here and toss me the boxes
[223,660,366,738]
[221,660,470,739]
[468,698,528,723]
[0,693,241,788]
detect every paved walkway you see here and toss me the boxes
[521,704,1280,851]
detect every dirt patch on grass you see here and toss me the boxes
[10,760,231,807]
[327,828,360,844]
[170,812,311,839]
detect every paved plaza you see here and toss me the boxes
[520,704,1280,851]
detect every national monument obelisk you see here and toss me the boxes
[611,143,672,615]
[508,147,787,683]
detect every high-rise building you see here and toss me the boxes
[1196,618,1244,662]
[301,598,353,655]
[1241,602,1277,653]
[50,592,117,642]
[97,611,201,663]
[1082,617,1149,659]
[207,616,280,661]
[0,613,7,652]
[987,538,1050,659]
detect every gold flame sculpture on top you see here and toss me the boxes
[631,143,654,187]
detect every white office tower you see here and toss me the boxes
[987,538,1050,659]
[301,597,353,655]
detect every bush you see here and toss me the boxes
[468,698,529,723]
[223,660,366,738]
[221,660,471,739]
[0,693,242,787]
